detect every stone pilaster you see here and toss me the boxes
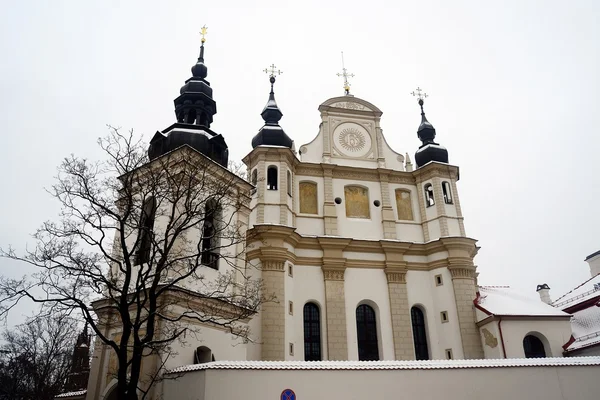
[256,158,266,224]
[379,172,397,239]
[432,176,449,237]
[279,155,288,226]
[442,238,484,359]
[450,178,466,236]
[322,165,338,236]
[260,257,286,360]
[386,271,413,360]
[319,237,350,360]
[323,268,348,360]
[381,242,413,360]
[415,182,430,242]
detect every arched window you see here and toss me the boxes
[411,306,429,360]
[267,165,278,190]
[523,335,546,358]
[356,304,379,361]
[299,181,318,214]
[194,346,214,363]
[303,303,321,361]
[344,186,370,219]
[251,169,258,185]
[442,181,453,204]
[395,189,414,220]
[424,184,435,208]
[201,199,221,269]
[287,171,292,196]
[136,196,156,265]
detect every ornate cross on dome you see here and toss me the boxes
[411,87,428,101]
[263,64,283,78]
[200,25,208,43]
[336,51,355,96]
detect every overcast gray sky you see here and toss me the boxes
[1,0,599,325]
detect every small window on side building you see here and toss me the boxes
[287,170,292,196]
[435,274,443,286]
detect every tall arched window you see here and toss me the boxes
[411,306,429,360]
[201,199,220,269]
[424,184,435,207]
[356,304,379,361]
[287,170,292,196]
[303,303,321,361]
[523,335,546,358]
[136,196,156,265]
[442,181,453,204]
[267,166,278,190]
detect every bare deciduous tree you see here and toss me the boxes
[0,127,266,399]
[0,312,78,400]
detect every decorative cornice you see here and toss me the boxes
[413,162,460,183]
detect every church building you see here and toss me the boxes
[65,34,600,400]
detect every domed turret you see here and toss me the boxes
[412,88,448,168]
[251,65,293,149]
[148,28,229,167]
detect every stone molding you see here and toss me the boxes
[385,271,407,284]
[323,268,346,281]
[261,260,286,271]
[448,266,476,279]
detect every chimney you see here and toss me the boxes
[585,250,600,278]
[536,283,552,304]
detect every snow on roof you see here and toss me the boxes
[166,357,600,374]
[553,274,600,309]
[476,286,570,320]
[55,390,87,398]
[563,305,600,352]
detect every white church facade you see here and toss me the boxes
[71,38,600,400]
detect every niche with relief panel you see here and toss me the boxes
[344,186,370,218]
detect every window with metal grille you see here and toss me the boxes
[303,303,321,361]
[356,304,379,361]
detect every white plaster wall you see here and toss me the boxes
[263,205,280,224]
[379,132,405,171]
[334,179,384,240]
[406,270,463,360]
[296,217,324,236]
[427,220,441,241]
[163,324,249,370]
[396,222,424,242]
[298,131,324,164]
[344,268,394,360]
[284,261,295,360]
[478,321,504,359]
[163,364,600,400]
[291,265,327,361]
[500,319,572,358]
[446,218,461,237]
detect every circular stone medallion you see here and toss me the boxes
[333,122,371,158]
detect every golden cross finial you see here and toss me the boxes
[336,51,355,95]
[411,87,428,101]
[263,64,283,78]
[200,25,208,43]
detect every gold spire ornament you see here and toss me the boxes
[200,25,208,43]
[336,51,355,95]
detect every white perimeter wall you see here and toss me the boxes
[163,365,600,400]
